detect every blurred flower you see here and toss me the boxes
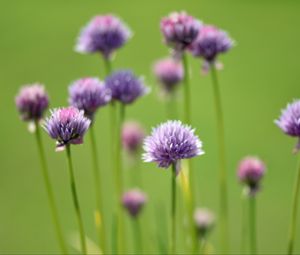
[68,77,111,120]
[275,100,300,152]
[238,156,266,196]
[105,70,149,104]
[160,11,202,54]
[143,120,204,172]
[44,107,91,151]
[122,189,147,218]
[15,84,49,122]
[153,58,183,93]
[194,208,215,238]
[75,14,132,59]
[122,121,145,154]
[189,25,234,72]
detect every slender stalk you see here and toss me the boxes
[103,56,112,76]
[132,219,143,254]
[34,123,68,254]
[170,162,177,254]
[166,92,178,120]
[240,194,247,253]
[287,159,300,254]
[210,64,229,252]
[249,196,257,254]
[182,53,191,124]
[115,103,126,253]
[182,53,197,252]
[65,145,87,255]
[89,124,106,253]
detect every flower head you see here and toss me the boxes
[75,14,132,59]
[143,120,204,170]
[122,121,145,154]
[69,77,111,120]
[44,107,91,151]
[153,58,183,93]
[194,208,215,237]
[189,25,234,71]
[105,70,149,104]
[15,84,49,122]
[122,189,147,218]
[160,11,202,53]
[238,156,266,196]
[275,100,300,152]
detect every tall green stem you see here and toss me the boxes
[66,145,87,255]
[132,219,143,254]
[249,196,257,254]
[241,194,247,253]
[182,53,197,252]
[211,65,229,252]
[287,159,300,254]
[34,123,68,254]
[182,53,191,124]
[170,162,177,254]
[89,124,106,253]
[114,103,126,253]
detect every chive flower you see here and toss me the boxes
[122,189,147,218]
[238,156,266,196]
[275,100,300,152]
[68,77,111,120]
[194,208,215,238]
[43,107,91,151]
[105,70,149,105]
[15,84,49,122]
[75,14,131,59]
[142,120,204,172]
[153,58,183,93]
[189,25,234,72]
[122,121,145,155]
[160,11,202,54]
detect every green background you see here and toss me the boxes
[1,0,300,253]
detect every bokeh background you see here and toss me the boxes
[1,0,300,254]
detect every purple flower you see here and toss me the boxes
[194,208,215,237]
[153,58,183,93]
[275,100,300,152]
[44,107,91,151]
[122,189,147,218]
[75,15,131,59]
[143,120,204,170]
[160,12,202,53]
[122,121,145,154]
[238,156,266,195]
[105,70,149,104]
[189,25,234,71]
[15,84,49,122]
[69,77,111,120]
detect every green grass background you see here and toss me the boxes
[1,0,300,253]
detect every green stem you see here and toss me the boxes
[170,162,177,254]
[182,53,197,252]
[103,56,112,76]
[287,159,300,254]
[211,64,229,252]
[182,53,191,124]
[249,196,257,254]
[132,219,143,254]
[115,103,126,253]
[241,194,247,253]
[34,123,68,254]
[66,145,87,255]
[166,92,178,120]
[89,125,106,253]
